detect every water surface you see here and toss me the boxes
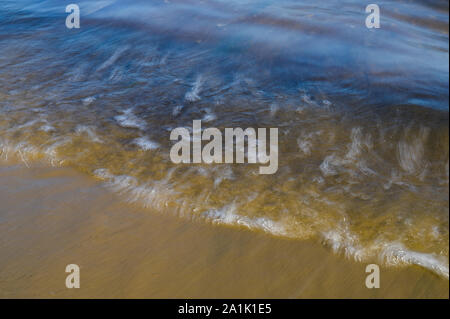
[0,0,448,278]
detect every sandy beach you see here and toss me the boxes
[0,163,447,298]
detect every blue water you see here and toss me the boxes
[1,0,448,110]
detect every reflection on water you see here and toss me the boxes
[0,0,448,278]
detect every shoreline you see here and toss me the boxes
[0,163,448,298]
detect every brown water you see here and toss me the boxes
[0,0,449,296]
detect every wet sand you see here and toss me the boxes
[0,163,448,298]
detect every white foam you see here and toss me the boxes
[397,127,429,175]
[93,168,174,209]
[345,127,372,160]
[133,136,160,151]
[297,138,312,156]
[97,46,129,72]
[42,137,72,166]
[321,227,449,279]
[203,204,287,236]
[322,99,332,107]
[320,154,339,176]
[172,105,184,117]
[322,228,368,262]
[297,132,317,156]
[13,119,41,130]
[301,94,316,106]
[0,138,65,167]
[185,75,203,102]
[114,108,146,130]
[39,124,56,132]
[82,96,96,106]
[213,166,234,187]
[75,125,103,143]
[381,242,449,279]
[202,108,217,122]
[270,103,279,117]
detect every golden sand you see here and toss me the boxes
[0,164,447,298]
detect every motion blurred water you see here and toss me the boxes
[0,0,448,278]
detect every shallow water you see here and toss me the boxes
[0,0,449,279]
